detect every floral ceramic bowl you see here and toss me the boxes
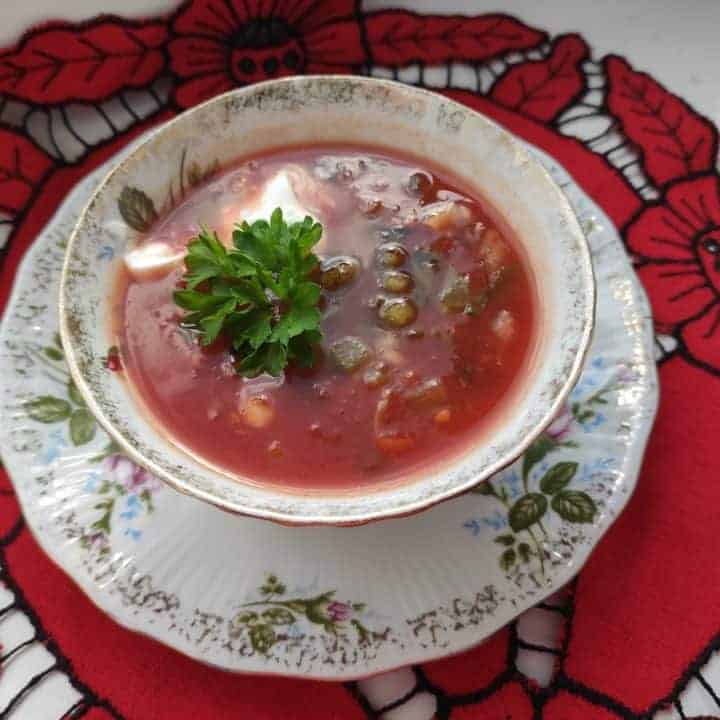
[59,76,595,526]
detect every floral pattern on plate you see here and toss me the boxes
[0,139,658,679]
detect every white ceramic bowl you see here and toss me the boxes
[60,76,594,526]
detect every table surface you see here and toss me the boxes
[0,3,719,720]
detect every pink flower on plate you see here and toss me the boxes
[106,455,162,492]
[546,403,573,441]
[326,601,352,622]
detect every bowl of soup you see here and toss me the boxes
[60,76,594,525]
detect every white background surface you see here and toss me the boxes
[1,1,719,125]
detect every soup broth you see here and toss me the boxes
[114,146,536,490]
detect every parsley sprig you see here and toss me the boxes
[173,208,323,377]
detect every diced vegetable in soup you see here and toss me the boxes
[114,146,536,490]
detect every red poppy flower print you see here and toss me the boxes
[169,0,366,108]
[626,173,720,373]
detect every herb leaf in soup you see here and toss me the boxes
[173,208,323,377]
[119,147,536,490]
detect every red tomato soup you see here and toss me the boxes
[114,146,536,491]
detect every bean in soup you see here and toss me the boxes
[114,146,536,490]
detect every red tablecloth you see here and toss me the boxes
[1,2,719,718]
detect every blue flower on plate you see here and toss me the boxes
[83,470,102,493]
[577,457,617,486]
[97,245,115,261]
[592,457,616,471]
[124,528,142,541]
[43,428,67,464]
[287,623,304,639]
[464,510,507,536]
[483,511,508,531]
[582,412,606,432]
[120,494,142,520]
[571,375,599,399]
[498,470,522,499]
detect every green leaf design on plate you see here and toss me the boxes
[305,593,335,627]
[25,396,71,423]
[234,611,259,625]
[70,408,96,445]
[90,440,120,463]
[508,493,548,532]
[187,159,220,188]
[118,186,158,233]
[518,542,532,563]
[551,490,597,523]
[473,481,496,496]
[262,607,295,626]
[539,462,578,495]
[494,534,516,546]
[91,498,114,533]
[260,574,286,596]
[229,574,378,656]
[351,619,370,644]
[44,346,64,361]
[140,488,155,513]
[249,624,276,654]
[500,547,516,571]
[522,434,557,480]
[67,380,85,406]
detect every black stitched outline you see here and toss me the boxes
[0,536,128,720]
[619,169,720,377]
[603,53,720,191]
[0,104,168,280]
[344,681,376,719]
[360,8,549,69]
[0,14,173,106]
[486,32,591,125]
[0,514,24,546]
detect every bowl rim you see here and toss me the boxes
[59,75,596,526]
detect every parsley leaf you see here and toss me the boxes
[173,209,324,377]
